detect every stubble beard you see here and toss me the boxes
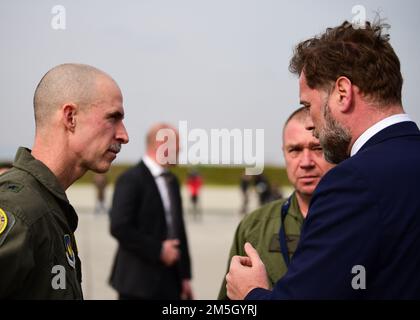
[314,102,352,164]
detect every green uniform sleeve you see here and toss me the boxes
[0,209,35,298]
[217,219,248,300]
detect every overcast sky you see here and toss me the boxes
[1,0,419,166]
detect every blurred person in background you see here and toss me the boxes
[253,174,272,206]
[93,173,108,215]
[239,173,253,214]
[109,123,193,300]
[186,168,203,220]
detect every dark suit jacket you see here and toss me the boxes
[248,121,420,299]
[109,161,191,298]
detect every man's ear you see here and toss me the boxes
[334,76,353,113]
[62,103,78,132]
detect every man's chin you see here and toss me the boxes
[91,161,112,174]
[297,185,316,196]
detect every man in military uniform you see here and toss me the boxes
[218,107,333,299]
[0,63,129,299]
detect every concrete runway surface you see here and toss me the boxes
[67,184,292,300]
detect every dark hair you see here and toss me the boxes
[289,20,403,106]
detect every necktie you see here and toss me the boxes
[160,171,179,239]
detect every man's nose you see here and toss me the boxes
[117,122,129,144]
[300,149,315,168]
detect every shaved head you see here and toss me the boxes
[283,106,311,142]
[33,63,116,128]
[146,123,179,167]
[146,123,177,149]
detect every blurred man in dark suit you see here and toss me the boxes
[109,123,193,300]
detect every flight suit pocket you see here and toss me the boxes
[268,233,300,254]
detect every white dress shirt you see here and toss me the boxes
[142,155,173,229]
[350,114,413,156]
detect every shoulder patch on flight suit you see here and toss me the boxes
[64,234,76,269]
[0,208,16,246]
[0,208,7,234]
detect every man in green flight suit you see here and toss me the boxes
[0,63,129,299]
[218,107,333,299]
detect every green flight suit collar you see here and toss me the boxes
[13,147,69,203]
[288,191,305,222]
[13,147,79,233]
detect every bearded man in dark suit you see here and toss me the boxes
[226,20,420,300]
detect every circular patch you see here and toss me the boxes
[0,208,8,235]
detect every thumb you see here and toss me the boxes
[244,242,262,265]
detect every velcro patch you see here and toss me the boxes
[0,208,16,246]
[6,183,23,193]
